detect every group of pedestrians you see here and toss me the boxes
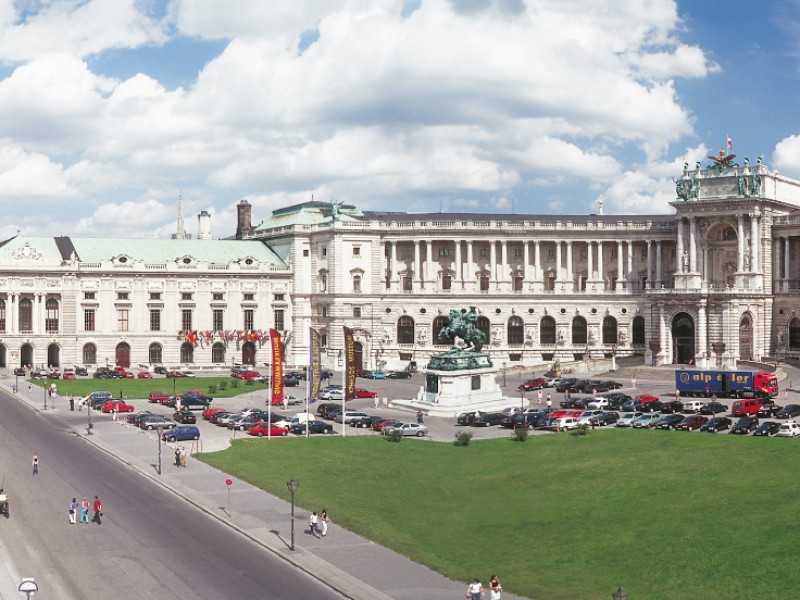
[68,496,102,524]
[466,575,502,599]
[174,447,188,467]
[309,508,330,538]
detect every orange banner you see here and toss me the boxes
[270,329,283,405]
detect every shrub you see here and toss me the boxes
[218,380,228,391]
[512,427,529,442]
[208,385,217,394]
[573,424,589,436]
[454,431,473,446]
[385,429,403,443]
[231,379,240,389]
[245,378,254,386]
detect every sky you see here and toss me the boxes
[0,0,799,240]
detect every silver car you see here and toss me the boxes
[383,422,428,437]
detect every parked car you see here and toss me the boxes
[699,401,728,415]
[632,413,663,428]
[603,392,631,410]
[577,410,604,426]
[353,388,378,399]
[682,400,706,413]
[137,371,153,378]
[173,410,197,424]
[170,392,212,410]
[372,418,402,432]
[149,391,170,404]
[587,397,610,410]
[387,371,412,379]
[639,400,664,413]
[74,366,89,376]
[753,421,782,437]
[138,415,176,430]
[659,400,684,414]
[676,415,708,430]
[700,417,732,432]
[153,366,168,375]
[776,404,800,419]
[227,415,260,431]
[653,414,685,430]
[316,402,340,417]
[13,367,26,376]
[518,378,547,391]
[202,406,225,420]
[550,417,579,431]
[334,411,370,424]
[319,388,345,401]
[247,422,289,437]
[730,416,759,434]
[162,425,200,442]
[62,368,76,379]
[291,420,334,435]
[472,412,506,427]
[234,370,261,380]
[100,400,135,413]
[456,412,477,426]
[555,378,578,393]
[383,422,428,437]
[350,415,385,429]
[616,412,644,427]
[114,367,134,378]
[282,377,301,387]
[365,371,388,379]
[591,412,620,427]
[776,422,800,437]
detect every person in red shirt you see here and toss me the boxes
[92,495,102,525]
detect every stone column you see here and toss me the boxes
[689,217,697,272]
[696,303,707,363]
[656,241,662,287]
[555,241,562,281]
[534,241,541,282]
[490,241,497,286]
[646,240,652,288]
[414,241,422,290]
[658,305,667,364]
[523,241,530,283]
[587,241,594,280]
[785,236,792,281]
[737,214,745,272]
[425,240,433,287]
[677,218,684,272]
[501,240,508,286]
[389,242,397,290]
[616,241,623,290]
[597,241,604,289]
[626,240,633,289]
[566,241,573,286]
[454,240,462,289]
[466,242,474,290]
[750,213,759,272]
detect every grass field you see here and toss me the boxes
[30,376,270,399]
[199,429,800,600]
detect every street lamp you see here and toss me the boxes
[502,361,507,387]
[43,382,47,410]
[157,426,164,475]
[286,478,299,551]
[87,402,93,435]
[611,586,629,600]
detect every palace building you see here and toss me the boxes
[1,153,799,374]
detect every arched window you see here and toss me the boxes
[603,316,618,345]
[572,316,587,345]
[212,342,226,363]
[19,298,32,332]
[45,298,59,333]
[476,316,491,342]
[397,316,415,344]
[433,316,453,346]
[507,316,524,346]
[180,342,194,363]
[540,316,556,344]
[790,317,800,350]
[149,343,162,364]
[632,316,645,345]
[82,343,97,365]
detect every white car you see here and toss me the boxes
[546,377,562,388]
[577,410,604,425]
[616,412,644,427]
[587,397,610,410]
[776,422,800,437]
[682,400,706,413]
[319,388,345,401]
[631,413,663,428]
[550,417,578,431]
[383,422,428,437]
[333,411,369,424]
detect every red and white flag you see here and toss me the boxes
[727,135,732,150]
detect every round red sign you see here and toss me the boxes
[225,478,233,487]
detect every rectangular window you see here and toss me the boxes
[353,246,361,256]
[116,292,129,301]
[353,307,362,317]
[213,309,224,331]
[303,249,309,257]
[149,309,161,331]
[212,293,224,301]
[480,275,490,291]
[321,334,328,347]
[479,248,489,258]
[243,309,254,331]
[84,309,95,332]
[641,248,648,259]
[547,249,555,258]
[181,309,192,331]
[514,248,523,258]
[84,292,96,300]
[353,275,362,292]
[274,294,285,301]
[471,375,481,390]
[322,247,327,257]
[274,309,285,331]
[181,292,193,301]
[243,293,255,301]
[442,274,452,290]
[321,306,328,317]
[149,292,161,300]
[513,276,523,291]
[403,276,413,291]
[438,247,453,257]
[117,309,129,332]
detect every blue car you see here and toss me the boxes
[366,371,387,379]
[162,425,200,442]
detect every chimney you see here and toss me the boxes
[197,210,212,240]
[235,200,253,239]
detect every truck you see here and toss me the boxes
[675,370,779,399]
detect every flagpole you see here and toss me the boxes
[305,371,310,439]
[341,357,346,438]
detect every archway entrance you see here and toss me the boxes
[242,342,256,366]
[739,314,753,361]
[0,345,6,368]
[47,344,60,368]
[115,342,131,368]
[354,341,364,371]
[20,343,33,368]
[672,312,695,364]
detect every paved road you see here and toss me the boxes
[0,389,341,600]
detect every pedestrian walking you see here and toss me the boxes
[32,453,39,475]
[11,384,16,394]
[546,392,551,405]
[675,389,680,402]
[180,447,187,468]
[309,511,320,537]
[466,578,484,599]
[416,410,424,424]
[69,497,78,524]
[174,447,181,467]
[92,495,102,524]
[320,508,329,537]
[488,575,502,600]
[282,396,288,411]
[80,497,90,523]
[111,407,117,422]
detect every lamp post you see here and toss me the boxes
[157,426,163,475]
[43,382,47,410]
[611,344,617,371]
[286,478,299,551]
[502,361,507,387]
[87,402,93,435]
[611,586,628,600]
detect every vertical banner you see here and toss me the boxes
[343,326,356,402]
[270,329,283,406]
[308,327,321,404]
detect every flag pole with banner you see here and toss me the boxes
[269,329,283,439]
[343,326,356,437]
[307,327,321,439]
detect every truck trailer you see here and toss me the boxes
[675,370,778,399]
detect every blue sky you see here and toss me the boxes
[0,0,798,239]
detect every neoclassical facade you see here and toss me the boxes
[245,155,800,372]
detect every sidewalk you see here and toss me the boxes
[3,380,526,600]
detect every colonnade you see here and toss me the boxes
[675,213,761,274]
[2,293,57,335]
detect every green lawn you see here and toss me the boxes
[31,376,270,399]
[198,430,800,600]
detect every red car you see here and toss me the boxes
[518,378,547,391]
[353,388,378,399]
[236,370,261,380]
[202,406,225,420]
[62,369,76,380]
[676,415,708,430]
[114,367,134,379]
[634,394,660,404]
[149,391,169,404]
[101,400,135,413]
[372,418,402,432]
[247,422,289,437]
[137,371,153,378]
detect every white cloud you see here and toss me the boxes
[773,135,800,177]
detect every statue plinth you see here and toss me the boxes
[427,348,493,371]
